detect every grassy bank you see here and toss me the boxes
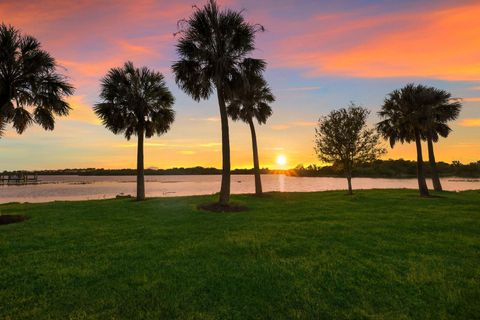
[1,189,479,319]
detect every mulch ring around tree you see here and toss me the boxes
[197,202,248,213]
[0,215,29,226]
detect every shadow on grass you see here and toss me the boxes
[197,202,248,213]
[0,215,29,226]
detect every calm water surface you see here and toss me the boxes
[1,175,479,203]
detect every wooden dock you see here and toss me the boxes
[0,173,38,185]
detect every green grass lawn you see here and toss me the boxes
[1,189,479,319]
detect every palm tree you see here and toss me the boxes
[172,0,264,206]
[94,62,175,201]
[0,24,74,138]
[420,87,462,191]
[377,84,430,197]
[227,59,274,195]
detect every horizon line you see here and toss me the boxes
[2,158,478,173]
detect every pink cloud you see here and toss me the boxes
[3,0,479,84]
[267,2,480,81]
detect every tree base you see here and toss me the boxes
[116,193,133,199]
[252,193,270,198]
[0,215,29,225]
[197,202,248,213]
[420,194,444,199]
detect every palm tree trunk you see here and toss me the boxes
[248,118,262,195]
[427,135,443,192]
[136,127,145,201]
[414,129,429,197]
[216,85,231,205]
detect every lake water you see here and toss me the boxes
[0,175,479,203]
[0,174,480,203]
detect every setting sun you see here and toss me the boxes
[276,155,287,166]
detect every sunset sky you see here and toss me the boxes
[1,0,479,170]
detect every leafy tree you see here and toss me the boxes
[452,160,461,167]
[227,59,274,195]
[315,104,385,194]
[94,62,175,201]
[172,0,264,205]
[419,87,461,191]
[0,24,74,138]
[377,84,431,196]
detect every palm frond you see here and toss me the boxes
[226,58,274,125]
[376,83,461,147]
[0,23,74,136]
[95,62,175,140]
[172,0,263,101]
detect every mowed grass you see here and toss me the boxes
[0,189,479,319]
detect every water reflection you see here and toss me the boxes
[0,174,478,203]
[278,174,285,192]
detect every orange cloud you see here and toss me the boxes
[0,1,89,30]
[273,2,480,81]
[197,143,221,147]
[59,59,123,79]
[463,97,480,102]
[1,0,186,86]
[270,124,291,130]
[270,120,317,130]
[292,121,317,127]
[64,96,100,125]
[116,40,157,56]
[189,117,221,122]
[458,118,480,127]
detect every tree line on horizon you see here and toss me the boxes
[0,0,466,206]
[3,159,479,178]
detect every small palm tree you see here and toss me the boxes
[94,62,175,201]
[0,24,74,138]
[227,59,274,195]
[172,0,264,206]
[377,84,430,197]
[420,87,462,191]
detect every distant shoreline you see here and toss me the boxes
[17,173,480,180]
[2,159,479,179]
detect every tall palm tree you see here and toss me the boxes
[94,62,175,201]
[420,87,462,191]
[377,84,430,197]
[0,24,74,138]
[172,0,264,206]
[227,59,274,195]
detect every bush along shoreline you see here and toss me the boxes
[2,159,479,178]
